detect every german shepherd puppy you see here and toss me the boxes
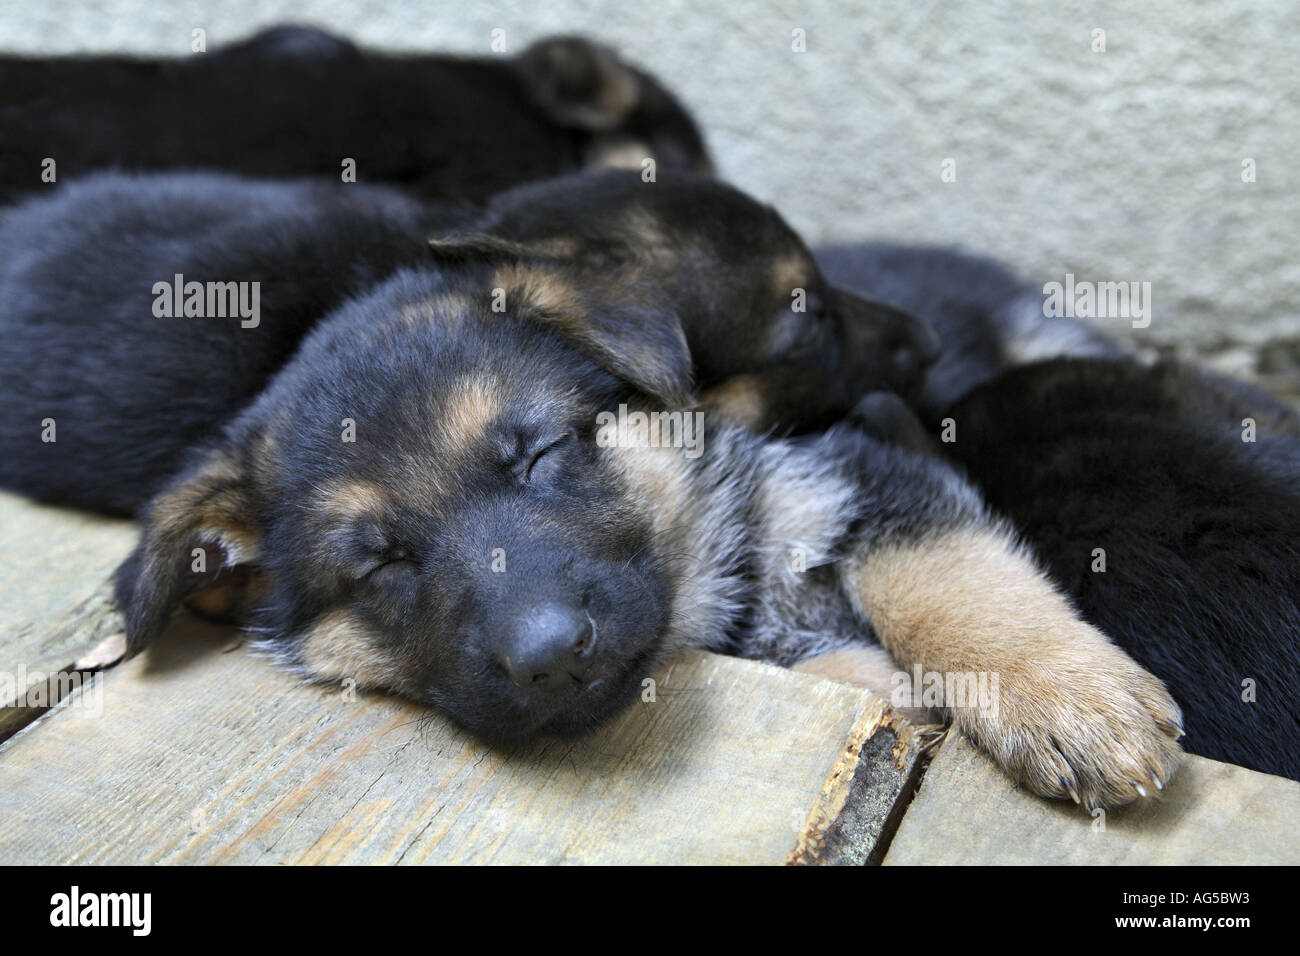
[0,26,710,205]
[818,242,1300,780]
[0,169,936,514]
[0,173,1182,809]
[443,173,940,433]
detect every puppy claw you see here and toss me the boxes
[955,621,1184,810]
[1157,716,1185,739]
[1061,775,1081,804]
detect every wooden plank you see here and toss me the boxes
[883,734,1300,865]
[0,492,135,734]
[0,492,135,652]
[0,615,916,865]
[786,698,931,865]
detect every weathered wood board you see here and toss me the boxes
[4,490,1295,865]
[883,734,1300,865]
[0,492,134,663]
[0,492,135,734]
[0,616,919,865]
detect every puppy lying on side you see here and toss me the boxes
[0,26,710,204]
[0,169,935,514]
[819,242,1300,779]
[440,173,940,433]
[0,173,469,512]
[0,172,1183,808]
[946,363,1300,780]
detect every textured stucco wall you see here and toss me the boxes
[2,0,1296,367]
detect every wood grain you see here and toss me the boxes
[0,616,912,864]
[786,697,931,865]
[883,734,1300,865]
[0,492,134,735]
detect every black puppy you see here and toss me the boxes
[0,169,936,515]
[946,360,1300,779]
[0,173,468,513]
[0,26,710,204]
[819,241,1300,779]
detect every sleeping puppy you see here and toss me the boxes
[445,172,940,432]
[0,25,710,204]
[105,259,1181,810]
[0,169,936,514]
[818,242,1300,779]
[0,172,1182,808]
[0,172,469,513]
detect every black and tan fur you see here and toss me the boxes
[109,274,1182,808]
[1,174,1184,808]
[458,174,940,432]
[818,241,1300,780]
[0,169,936,514]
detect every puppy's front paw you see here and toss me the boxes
[956,627,1184,809]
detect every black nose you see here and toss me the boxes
[501,603,595,691]
[831,289,940,390]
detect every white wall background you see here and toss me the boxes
[2,0,1296,367]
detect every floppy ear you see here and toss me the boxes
[114,441,263,655]
[512,268,696,408]
[429,234,694,407]
[516,37,641,131]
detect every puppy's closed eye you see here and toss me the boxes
[768,305,810,357]
[347,522,419,581]
[359,550,419,582]
[516,429,577,485]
